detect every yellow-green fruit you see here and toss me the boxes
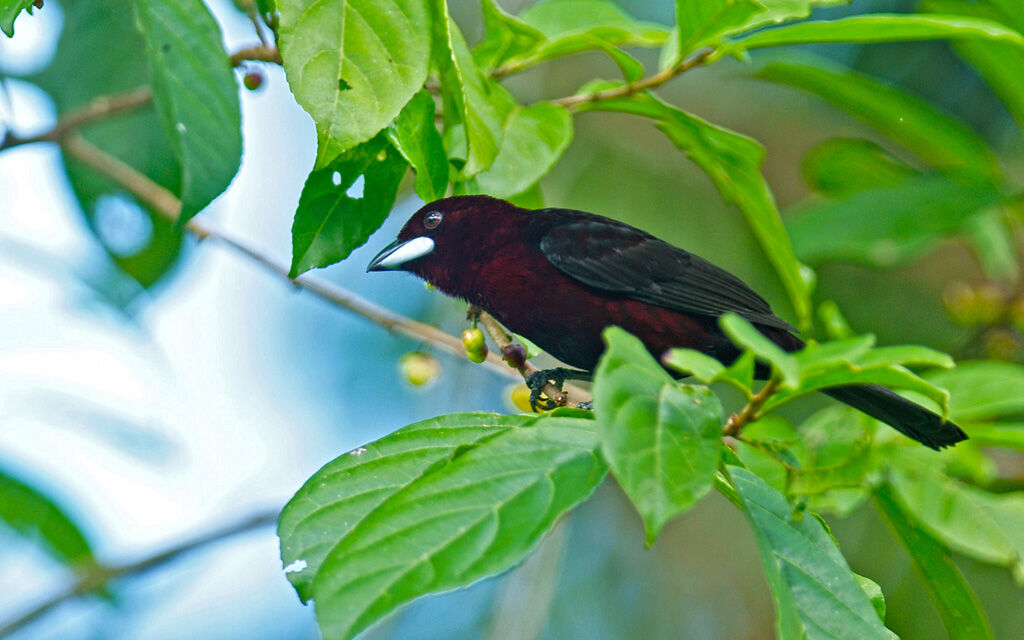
[399,351,441,387]
[983,329,1020,361]
[509,385,535,413]
[973,283,1007,325]
[942,281,976,325]
[1011,297,1024,334]
[466,345,488,363]
[462,328,485,352]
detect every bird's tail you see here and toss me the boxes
[824,384,967,450]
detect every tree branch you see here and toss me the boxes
[0,509,279,639]
[229,44,282,66]
[723,378,779,438]
[552,48,714,110]
[59,134,520,380]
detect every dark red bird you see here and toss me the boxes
[368,195,967,450]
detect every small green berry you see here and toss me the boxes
[399,351,441,387]
[462,328,485,353]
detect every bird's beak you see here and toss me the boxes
[366,236,435,272]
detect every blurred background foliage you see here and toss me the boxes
[1,0,1024,638]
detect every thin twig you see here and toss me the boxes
[0,509,278,638]
[723,378,779,438]
[474,309,589,408]
[552,48,714,110]
[59,135,519,379]
[229,45,282,67]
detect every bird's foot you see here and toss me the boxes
[525,368,592,412]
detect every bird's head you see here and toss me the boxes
[366,195,524,292]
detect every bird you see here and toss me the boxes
[367,195,967,450]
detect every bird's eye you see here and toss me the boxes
[424,211,443,229]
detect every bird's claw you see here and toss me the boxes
[525,368,592,412]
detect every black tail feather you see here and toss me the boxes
[824,384,967,450]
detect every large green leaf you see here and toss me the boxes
[593,327,724,545]
[387,90,448,202]
[29,0,185,290]
[753,58,999,174]
[728,13,1024,57]
[473,0,546,71]
[875,482,995,640]
[922,0,1024,132]
[786,173,1005,268]
[576,89,812,326]
[674,0,763,58]
[278,0,431,168]
[720,313,800,387]
[0,465,94,569]
[132,0,242,225]
[468,102,573,198]
[519,0,668,44]
[432,3,513,177]
[0,0,34,36]
[289,132,407,276]
[888,466,1024,581]
[280,413,606,640]
[928,360,1024,422]
[740,0,848,31]
[729,466,897,640]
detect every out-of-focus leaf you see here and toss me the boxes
[729,466,898,640]
[474,0,546,71]
[576,89,812,326]
[594,327,724,545]
[856,346,954,370]
[280,413,606,640]
[0,466,93,568]
[964,208,1019,282]
[801,138,917,199]
[673,0,762,58]
[387,90,448,202]
[795,335,875,372]
[728,13,1024,60]
[766,363,950,414]
[662,348,726,383]
[0,0,34,36]
[740,0,848,31]
[922,0,1024,131]
[289,133,407,276]
[132,0,242,225]
[469,102,572,198]
[888,466,1024,581]
[968,425,1024,451]
[278,0,430,168]
[787,173,1005,268]
[875,483,994,640]
[928,361,1024,422]
[817,300,855,340]
[433,4,513,177]
[720,313,799,387]
[519,0,669,44]
[29,0,185,290]
[753,58,999,174]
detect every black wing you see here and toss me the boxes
[537,215,796,333]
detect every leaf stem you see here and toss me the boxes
[0,509,279,638]
[723,377,779,437]
[552,48,714,110]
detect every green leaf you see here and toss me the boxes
[576,90,812,327]
[132,0,242,226]
[875,482,995,640]
[289,133,407,276]
[279,412,533,601]
[795,335,876,372]
[801,138,918,199]
[928,360,1024,422]
[787,173,1005,268]
[433,5,514,177]
[888,466,1024,581]
[29,0,184,290]
[278,0,431,168]
[817,300,855,340]
[474,0,546,71]
[728,13,1024,58]
[740,0,848,31]
[519,0,669,45]
[765,363,950,415]
[0,0,34,37]
[853,573,886,622]
[968,425,1024,451]
[470,102,573,198]
[964,208,1019,282]
[387,91,448,202]
[752,58,999,174]
[662,348,726,383]
[595,327,724,545]
[283,413,606,640]
[855,346,954,370]
[674,0,763,58]
[0,465,94,568]
[720,313,799,387]
[728,466,897,640]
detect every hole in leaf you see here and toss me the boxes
[331,171,341,186]
[338,78,351,91]
[93,193,154,257]
[346,175,365,199]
